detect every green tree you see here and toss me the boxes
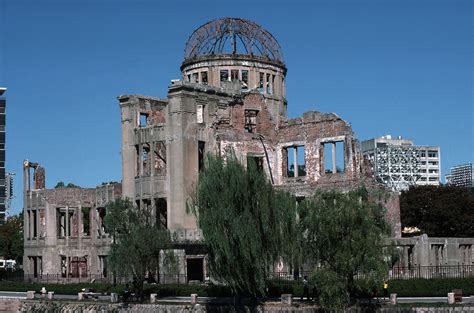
[104,199,175,296]
[0,214,23,263]
[188,153,299,297]
[400,185,474,237]
[54,182,80,188]
[298,188,390,310]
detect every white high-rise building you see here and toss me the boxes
[361,135,441,192]
[445,163,473,187]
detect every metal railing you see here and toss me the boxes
[389,265,474,279]
[2,265,473,284]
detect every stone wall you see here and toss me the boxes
[15,300,474,313]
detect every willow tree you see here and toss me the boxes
[298,188,390,310]
[105,199,175,295]
[188,152,299,297]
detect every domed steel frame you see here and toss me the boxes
[184,17,284,63]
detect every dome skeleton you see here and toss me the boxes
[184,18,283,63]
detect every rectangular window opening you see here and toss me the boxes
[244,110,258,133]
[139,113,148,128]
[220,70,229,82]
[142,145,150,176]
[323,142,345,174]
[57,208,66,238]
[266,73,271,93]
[82,207,90,236]
[241,70,248,90]
[297,146,306,176]
[286,147,295,177]
[191,73,198,83]
[97,207,106,236]
[201,71,208,85]
[336,141,345,173]
[198,141,205,171]
[155,198,167,228]
[247,156,264,172]
[231,69,239,82]
[154,142,166,175]
[258,72,264,92]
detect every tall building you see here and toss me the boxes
[445,163,473,187]
[0,88,6,224]
[361,135,441,192]
[5,172,14,216]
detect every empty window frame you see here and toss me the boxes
[258,72,264,92]
[191,72,199,83]
[97,207,106,236]
[241,70,249,90]
[99,255,108,277]
[220,70,229,82]
[247,155,264,172]
[231,69,239,82]
[285,146,306,177]
[139,113,148,127]
[323,141,345,174]
[155,198,167,228]
[57,208,66,238]
[154,142,167,175]
[244,110,258,133]
[201,71,208,85]
[198,141,205,171]
[142,144,150,176]
[266,73,271,93]
[82,207,91,236]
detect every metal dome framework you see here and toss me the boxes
[184,18,284,63]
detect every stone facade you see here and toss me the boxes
[395,234,474,268]
[22,160,121,281]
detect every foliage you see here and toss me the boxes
[298,188,390,310]
[188,152,299,297]
[400,185,474,237]
[54,182,80,188]
[104,199,175,295]
[0,214,23,262]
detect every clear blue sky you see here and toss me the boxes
[1,0,472,215]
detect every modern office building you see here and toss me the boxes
[5,172,14,216]
[0,88,6,224]
[445,163,473,188]
[361,135,441,192]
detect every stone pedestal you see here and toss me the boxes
[78,292,84,301]
[390,293,397,305]
[191,293,198,304]
[47,291,54,300]
[26,291,35,300]
[281,294,293,305]
[150,293,157,303]
[448,292,455,304]
[111,293,118,303]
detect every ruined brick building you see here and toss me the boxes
[117,17,401,281]
[24,17,407,282]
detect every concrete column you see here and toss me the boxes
[332,142,337,174]
[65,206,69,238]
[119,97,138,200]
[293,147,298,177]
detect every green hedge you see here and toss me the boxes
[389,278,474,297]
[0,278,472,297]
